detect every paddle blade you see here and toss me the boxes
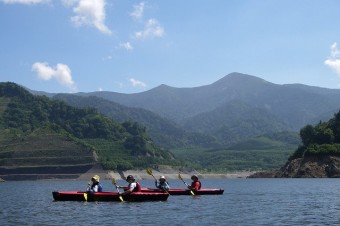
[84,193,88,201]
[111,178,116,185]
[178,173,183,180]
[190,190,195,196]
[119,195,124,202]
[146,168,153,175]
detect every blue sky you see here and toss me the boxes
[1,0,340,93]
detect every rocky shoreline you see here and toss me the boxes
[248,155,340,178]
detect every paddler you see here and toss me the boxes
[118,175,141,195]
[188,175,201,191]
[155,175,170,191]
[87,175,103,192]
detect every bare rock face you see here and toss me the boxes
[249,155,340,178]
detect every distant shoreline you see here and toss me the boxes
[0,164,257,181]
[78,170,256,181]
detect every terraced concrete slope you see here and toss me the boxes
[0,128,96,180]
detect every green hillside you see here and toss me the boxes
[0,82,176,179]
[171,132,300,172]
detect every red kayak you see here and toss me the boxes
[52,191,169,202]
[140,188,224,195]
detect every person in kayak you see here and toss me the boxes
[155,175,170,191]
[188,175,201,191]
[87,175,103,192]
[120,175,141,195]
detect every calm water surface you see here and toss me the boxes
[1,178,340,225]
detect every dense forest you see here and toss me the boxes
[289,110,340,160]
[0,82,177,171]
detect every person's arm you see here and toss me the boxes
[117,186,129,190]
[122,189,132,195]
[163,182,170,191]
[122,183,136,195]
[188,182,193,189]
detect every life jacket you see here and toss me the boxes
[157,181,170,190]
[90,183,103,192]
[134,182,141,192]
[191,181,201,190]
[98,184,103,192]
[130,182,141,192]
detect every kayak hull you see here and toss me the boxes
[141,188,224,195]
[52,191,169,202]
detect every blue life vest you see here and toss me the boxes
[90,183,103,192]
[98,184,103,192]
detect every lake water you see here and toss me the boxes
[1,178,340,225]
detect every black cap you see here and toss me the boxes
[126,175,135,181]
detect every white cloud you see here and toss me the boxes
[325,59,340,75]
[135,18,164,39]
[119,42,133,51]
[66,0,112,35]
[129,78,146,88]
[130,2,145,20]
[2,0,111,35]
[330,42,340,58]
[0,0,49,4]
[325,42,340,77]
[32,62,77,91]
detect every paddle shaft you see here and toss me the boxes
[178,173,195,195]
[180,178,190,188]
[151,174,157,182]
[112,179,124,202]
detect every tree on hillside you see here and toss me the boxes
[290,110,340,160]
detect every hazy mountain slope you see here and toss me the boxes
[184,100,290,145]
[77,73,270,121]
[53,94,219,148]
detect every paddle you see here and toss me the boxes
[84,180,91,201]
[178,173,195,196]
[146,168,170,195]
[112,178,124,202]
[83,192,88,201]
[146,168,154,179]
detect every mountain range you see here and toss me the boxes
[77,73,340,126]
[43,72,340,148]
